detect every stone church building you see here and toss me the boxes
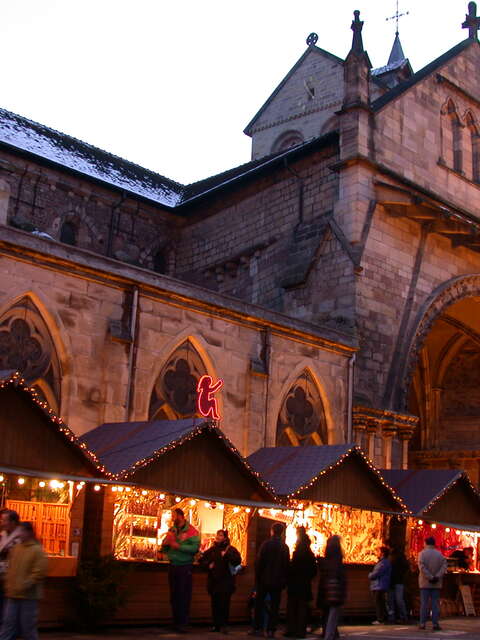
[1,5,480,483]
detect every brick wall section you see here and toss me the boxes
[374,44,480,218]
[0,149,178,271]
[176,146,340,317]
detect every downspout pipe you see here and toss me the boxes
[347,353,356,443]
[124,286,139,421]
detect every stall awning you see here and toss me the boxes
[248,445,406,513]
[381,468,480,528]
[0,371,105,479]
[81,418,276,504]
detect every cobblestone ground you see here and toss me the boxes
[40,618,480,640]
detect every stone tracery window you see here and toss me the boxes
[149,341,207,419]
[0,296,61,411]
[276,371,327,446]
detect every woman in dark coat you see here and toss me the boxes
[317,535,346,640]
[286,527,317,639]
[201,529,242,632]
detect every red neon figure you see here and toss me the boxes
[197,375,223,420]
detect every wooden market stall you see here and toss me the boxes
[0,371,106,625]
[81,417,277,623]
[248,444,407,617]
[382,468,480,616]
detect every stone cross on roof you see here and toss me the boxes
[386,1,409,36]
[351,9,364,54]
[462,1,480,39]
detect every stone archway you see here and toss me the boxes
[398,275,480,484]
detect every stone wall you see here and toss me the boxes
[0,226,352,453]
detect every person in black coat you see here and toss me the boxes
[317,535,346,640]
[285,527,317,639]
[250,522,290,638]
[201,529,242,632]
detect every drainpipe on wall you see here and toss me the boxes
[124,286,139,421]
[347,353,356,443]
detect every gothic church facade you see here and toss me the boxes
[1,5,480,482]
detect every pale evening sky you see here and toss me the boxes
[0,1,473,184]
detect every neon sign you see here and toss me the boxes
[197,375,223,420]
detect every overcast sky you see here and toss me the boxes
[0,1,472,184]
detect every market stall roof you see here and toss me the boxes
[248,444,406,513]
[381,468,480,528]
[0,371,105,479]
[80,418,276,504]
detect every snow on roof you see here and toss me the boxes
[0,108,184,208]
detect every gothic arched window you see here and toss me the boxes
[441,100,463,173]
[149,341,207,419]
[0,296,61,411]
[276,371,327,446]
[60,221,77,246]
[466,112,480,183]
[272,130,304,154]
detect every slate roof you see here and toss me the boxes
[248,444,361,496]
[80,418,274,500]
[380,468,471,515]
[0,107,184,208]
[372,38,474,112]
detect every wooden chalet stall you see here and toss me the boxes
[248,445,407,617]
[0,371,106,625]
[382,469,480,616]
[80,417,276,623]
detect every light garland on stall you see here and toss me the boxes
[279,445,409,513]
[0,371,109,477]
[421,472,480,515]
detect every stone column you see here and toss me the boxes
[398,427,414,470]
[366,418,378,462]
[382,419,397,470]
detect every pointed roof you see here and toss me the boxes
[388,33,406,65]
[247,444,406,513]
[80,418,275,503]
[243,45,343,136]
[0,370,106,478]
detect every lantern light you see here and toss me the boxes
[175,497,181,503]
[245,507,251,513]
[142,490,148,496]
[94,485,101,492]
[39,481,46,488]
[17,478,25,485]
[159,493,165,500]
[0,475,4,483]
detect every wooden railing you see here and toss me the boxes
[6,500,70,556]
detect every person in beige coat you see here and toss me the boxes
[0,522,48,640]
[418,537,447,631]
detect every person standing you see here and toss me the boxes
[0,510,22,622]
[388,546,409,623]
[200,529,242,633]
[0,521,48,640]
[161,508,200,632]
[418,536,447,631]
[250,522,290,638]
[285,527,317,639]
[368,547,392,625]
[321,535,347,640]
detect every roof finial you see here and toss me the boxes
[306,32,318,47]
[351,10,364,54]
[462,1,480,39]
[386,1,409,36]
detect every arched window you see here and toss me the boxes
[272,130,304,154]
[60,221,77,246]
[466,112,480,183]
[0,296,61,411]
[276,370,327,446]
[149,340,207,419]
[441,100,463,173]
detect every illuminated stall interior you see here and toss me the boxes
[248,444,406,563]
[0,372,105,573]
[81,418,276,563]
[382,469,480,571]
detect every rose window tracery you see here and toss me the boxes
[276,372,327,446]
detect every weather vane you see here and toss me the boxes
[386,0,409,35]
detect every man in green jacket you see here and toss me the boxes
[162,508,200,631]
